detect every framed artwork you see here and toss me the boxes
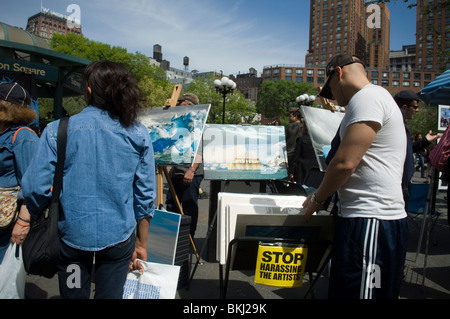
[438,105,450,131]
[301,105,345,172]
[215,192,333,269]
[216,192,308,265]
[202,124,288,180]
[138,104,210,165]
[147,209,181,265]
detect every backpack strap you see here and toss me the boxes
[12,127,37,144]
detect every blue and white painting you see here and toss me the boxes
[202,124,288,180]
[138,104,211,165]
[147,209,181,265]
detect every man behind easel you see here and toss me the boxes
[165,93,203,239]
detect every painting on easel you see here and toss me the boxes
[138,104,211,165]
[202,124,288,180]
[301,105,344,172]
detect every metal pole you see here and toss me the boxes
[222,92,226,124]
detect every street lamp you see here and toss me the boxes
[296,94,316,106]
[214,76,236,124]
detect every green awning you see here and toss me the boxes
[0,22,91,118]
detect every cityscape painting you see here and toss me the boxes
[202,124,288,180]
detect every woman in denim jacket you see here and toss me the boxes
[22,61,156,299]
[0,82,39,263]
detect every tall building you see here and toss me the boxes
[366,1,390,68]
[26,10,82,40]
[415,0,450,71]
[262,0,442,102]
[305,0,367,67]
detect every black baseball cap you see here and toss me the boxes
[319,54,366,100]
[0,82,31,106]
[393,90,420,107]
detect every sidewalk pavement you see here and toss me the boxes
[24,171,450,299]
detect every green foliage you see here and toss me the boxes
[138,76,173,109]
[185,76,258,124]
[45,33,174,114]
[256,80,317,121]
[406,102,440,137]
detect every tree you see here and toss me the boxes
[138,76,173,109]
[256,80,317,121]
[185,76,258,124]
[43,33,174,116]
[407,103,439,137]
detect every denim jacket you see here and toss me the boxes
[22,106,156,251]
[0,126,39,199]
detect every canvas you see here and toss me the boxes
[301,105,345,171]
[216,192,308,265]
[147,209,181,265]
[203,124,288,180]
[138,104,211,165]
[438,104,450,131]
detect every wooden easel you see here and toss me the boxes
[157,85,201,262]
[163,84,182,109]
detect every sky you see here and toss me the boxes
[0,0,417,76]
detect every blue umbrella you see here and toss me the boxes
[419,69,450,106]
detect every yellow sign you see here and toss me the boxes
[254,243,307,288]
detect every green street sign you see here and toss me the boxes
[0,56,59,82]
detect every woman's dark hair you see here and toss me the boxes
[84,60,142,127]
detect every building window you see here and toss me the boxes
[393,80,400,87]
[285,68,293,75]
[403,81,410,87]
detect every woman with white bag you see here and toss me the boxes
[0,81,39,299]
